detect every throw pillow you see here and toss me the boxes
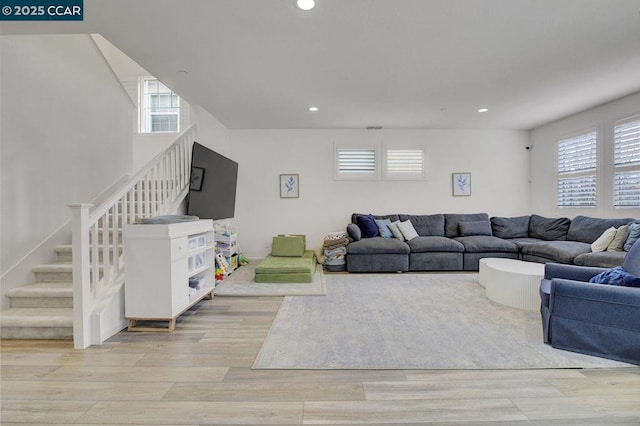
[356,214,379,238]
[624,222,640,251]
[607,225,629,252]
[388,221,405,241]
[589,266,640,287]
[490,216,530,239]
[346,223,361,241]
[591,227,617,252]
[397,220,419,241]
[271,235,305,257]
[398,214,445,236]
[374,218,393,238]
[458,221,492,237]
[528,214,571,241]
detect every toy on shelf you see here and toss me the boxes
[215,251,230,275]
[215,268,225,282]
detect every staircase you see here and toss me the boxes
[3,244,75,338]
[1,126,195,347]
[1,240,116,339]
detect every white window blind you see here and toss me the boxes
[335,147,379,180]
[557,130,597,208]
[384,147,425,179]
[614,116,640,208]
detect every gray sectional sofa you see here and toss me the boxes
[346,213,636,272]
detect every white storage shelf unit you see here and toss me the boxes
[123,219,215,332]
[215,232,237,257]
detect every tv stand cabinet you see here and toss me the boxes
[123,219,215,332]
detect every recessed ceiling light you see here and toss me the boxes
[478,108,489,113]
[295,0,315,11]
[308,106,319,112]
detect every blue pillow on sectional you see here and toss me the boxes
[589,266,640,287]
[375,218,393,238]
[623,222,640,252]
[356,214,379,238]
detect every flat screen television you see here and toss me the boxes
[187,142,238,220]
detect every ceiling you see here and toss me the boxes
[3,0,640,130]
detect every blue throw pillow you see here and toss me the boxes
[375,218,393,238]
[623,222,640,251]
[589,266,640,287]
[356,214,379,238]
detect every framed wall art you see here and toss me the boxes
[280,174,299,198]
[190,167,205,191]
[452,172,471,196]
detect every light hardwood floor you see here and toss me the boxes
[2,295,640,425]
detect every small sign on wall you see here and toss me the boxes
[280,174,299,198]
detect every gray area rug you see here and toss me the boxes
[253,273,630,369]
[214,261,326,296]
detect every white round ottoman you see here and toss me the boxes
[479,258,545,311]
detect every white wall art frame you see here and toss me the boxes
[280,174,299,198]
[452,172,471,196]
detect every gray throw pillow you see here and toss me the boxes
[458,221,492,237]
[397,214,445,236]
[388,221,405,241]
[444,213,490,237]
[346,223,361,241]
[624,222,640,251]
[529,214,571,241]
[566,215,635,243]
[491,216,530,239]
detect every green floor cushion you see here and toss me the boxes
[255,251,317,283]
[271,235,306,257]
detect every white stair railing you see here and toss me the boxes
[69,125,196,349]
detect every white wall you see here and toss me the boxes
[191,105,232,159]
[91,34,191,172]
[1,35,133,298]
[530,91,640,219]
[232,129,531,258]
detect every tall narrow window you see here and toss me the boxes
[614,116,640,208]
[383,147,425,179]
[557,130,597,208]
[139,77,180,133]
[335,147,379,180]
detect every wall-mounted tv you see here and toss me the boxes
[187,142,238,220]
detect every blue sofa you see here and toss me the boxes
[539,239,640,365]
[346,213,636,272]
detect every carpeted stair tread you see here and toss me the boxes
[55,244,121,254]
[1,308,73,327]
[6,282,72,298]
[31,262,73,273]
[32,262,104,272]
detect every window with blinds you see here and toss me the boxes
[139,77,180,133]
[557,130,597,208]
[614,116,640,208]
[335,147,378,179]
[384,147,425,179]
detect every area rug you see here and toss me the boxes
[253,273,630,369]
[213,261,326,296]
